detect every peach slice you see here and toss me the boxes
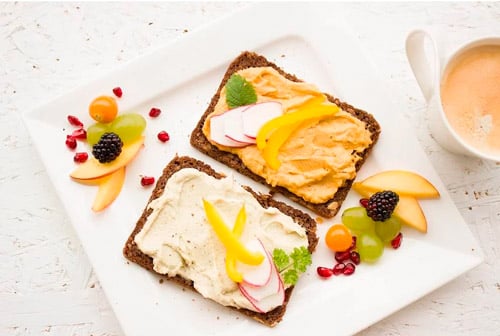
[353,185,427,233]
[70,136,144,180]
[355,170,440,199]
[91,167,126,212]
[71,174,110,186]
[392,196,427,233]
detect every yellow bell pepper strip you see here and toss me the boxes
[286,95,326,113]
[256,102,339,150]
[254,96,324,150]
[225,205,246,283]
[202,199,264,266]
[231,204,246,238]
[262,121,304,170]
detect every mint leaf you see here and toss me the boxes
[273,248,289,272]
[283,269,298,286]
[225,74,257,108]
[290,246,312,273]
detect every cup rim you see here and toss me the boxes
[437,37,500,162]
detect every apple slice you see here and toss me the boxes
[236,239,272,287]
[209,111,250,147]
[222,106,256,144]
[91,167,126,212]
[70,136,144,180]
[353,184,428,233]
[242,102,282,139]
[356,170,440,199]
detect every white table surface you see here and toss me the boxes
[1,2,499,335]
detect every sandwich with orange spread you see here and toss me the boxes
[191,51,381,218]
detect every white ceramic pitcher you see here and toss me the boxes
[405,29,500,162]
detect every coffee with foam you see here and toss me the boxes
[440,44,500,157]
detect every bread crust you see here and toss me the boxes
[190,51,381,218]
[123,155,318,327]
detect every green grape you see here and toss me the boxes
[357,233,384,262]
[375,216,402,243]
[109,113,146,144]
[341,207,375,234]
[86,122,108,146]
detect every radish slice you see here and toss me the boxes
[237,239,272,287]
[251,278,285,313]
[223,106,255,144]
[242,102,283,139]
[209,111,249,147]
[240,267,285,313]
[239,252,280,300]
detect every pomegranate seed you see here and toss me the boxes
[334,251,351,263]
[65,136,77,149]
[332,263,345,276]
[72,128,87,140]
[157,131,170,142]
[112,87,123,98]
[350,251,361,265]
[391,232,403,249]
[359,198,369,208]
[348,236,357,251]
[67,115,83,127]
[317,266,334,278]
[149,107,161,118]
[343,262,356,276]
[141,176,155,187]
[73,152,88,163]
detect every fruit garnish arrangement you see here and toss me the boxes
[65,87,169,211]
[317,170,440,278]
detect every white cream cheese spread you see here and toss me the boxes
[134,168,309,312]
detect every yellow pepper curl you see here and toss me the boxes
[203,200,264,283]
[224,205,246,283]
[256,98,339,170]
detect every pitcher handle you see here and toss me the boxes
[405,30,440,102]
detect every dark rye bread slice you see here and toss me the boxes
[190,51,381,218]
[123,155,318,327]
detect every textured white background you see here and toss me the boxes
[1,2,499,336]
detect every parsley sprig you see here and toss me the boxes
[225,74,257,108]
[272,246,312,286]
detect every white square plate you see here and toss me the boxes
[23,3,483,336]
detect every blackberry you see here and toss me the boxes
[366,190,399,222]
[92,132,123,163]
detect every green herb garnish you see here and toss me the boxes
[272,246,312,286]
[273,248,290,270]
[225,74,257,108]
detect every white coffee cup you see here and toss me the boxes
[406,29,500,162]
